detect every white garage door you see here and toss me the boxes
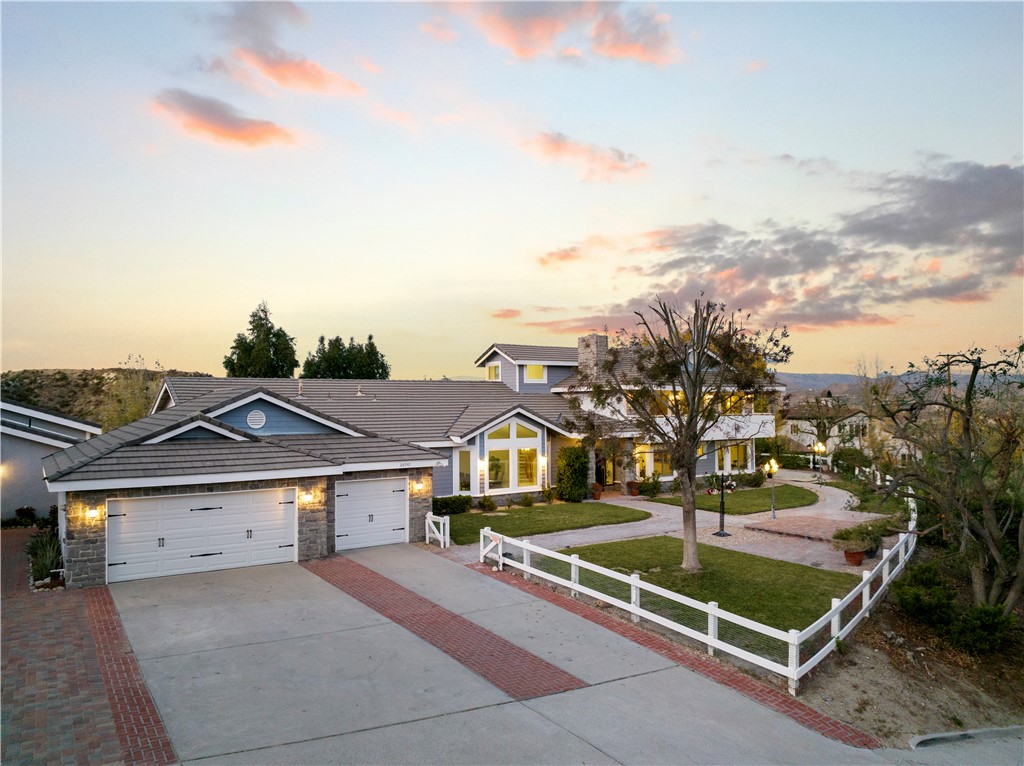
[106,488,296,583]
[335,478,408,551]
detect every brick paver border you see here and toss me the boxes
[470,562,883,750]
[84,588,178,765]
[304,556,588,700]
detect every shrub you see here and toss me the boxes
[637,473,662,498]
[890,562,957,628]
[432,495,472,515]
[14,506,37,523]
[556,446,589,503]
[478,496,497,512]
[36,504,60,531]
[541,482,556,504]
[777,454,808,470]
[1,517,34,529]
[734,469,766,488]
[668,476,682,495]
[26,530,62,582]
[520,494,534,507]
[833,447,871,475]
[948,606,1016,655]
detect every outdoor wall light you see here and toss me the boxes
[86,507,100,519]
[301,491,314,504]
[413,481,425,491]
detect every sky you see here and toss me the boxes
[3,1,1022,381]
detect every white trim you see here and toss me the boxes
[149,382,174,415]
[0,403,101,436]
[522,364,548,384]
[517,359,576,367]
[415,440,459,448]
[458,407,574,441]
[0,424,75,449]
[143,421,250,444]
[46,458,447,493]
[207,392,364,436]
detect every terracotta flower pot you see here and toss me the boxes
[843,549,865,566]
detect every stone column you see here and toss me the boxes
[407,468,432,542]
[587,447,597,496]
[297,477,328,560]
[621,439,636,494]
[64,491,108,589]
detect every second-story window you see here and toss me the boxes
[486,363,501,381]
[525,364,545,381]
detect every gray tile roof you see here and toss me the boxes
[474,343,578,366]
[42,384,447,485]
[161,378,577,442]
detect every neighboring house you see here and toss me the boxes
[784,391,869,457]
[1,400,100,519]
[41,332,782,587]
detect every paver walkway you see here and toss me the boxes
[1,529,176,766]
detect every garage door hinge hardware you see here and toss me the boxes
[157,538,165,548]
[336,534,348,537]
[190,506,223,512]
[393,527,406,532]
[278,544,294,548]
[279,501,294,505]
[246,530,253,539]
[108,513,126,517]
[392,489,405,493]
[189,552,223,558]
[108,562,127,567]
[336,493,349,498]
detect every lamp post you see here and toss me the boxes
[763,458,779,519]
[712,472,731,537]
[813,441,826,482]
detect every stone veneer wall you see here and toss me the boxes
[326,468,432,554]
[63,476,329,589]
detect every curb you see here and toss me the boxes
[909,725,1023,749]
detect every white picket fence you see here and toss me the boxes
[479,486,917,695]
[425,512,450,549]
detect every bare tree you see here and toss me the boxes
[570,297,791,572]
[873,344,1024,613]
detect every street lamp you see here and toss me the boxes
[813,441,826,480]
[763,458,779,519]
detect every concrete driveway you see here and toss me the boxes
[109,547,1019,765]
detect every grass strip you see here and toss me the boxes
[449,502,650,545]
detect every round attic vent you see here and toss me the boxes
[246,409,267,429]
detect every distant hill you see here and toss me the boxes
[775,373,861,399]
[1,368,209,425]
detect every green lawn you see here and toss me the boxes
[549,536,857,632]
[826,477,906,516]
[651,484,818,515]
[448,502,651,546]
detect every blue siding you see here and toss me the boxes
[431,447,454,496]
[217,400,336,435]
[518,365,575,394]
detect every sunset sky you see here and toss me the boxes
[3,2,1022,381]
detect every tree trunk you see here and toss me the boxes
[678,472,701,572]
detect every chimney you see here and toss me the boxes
[577,333,608,380]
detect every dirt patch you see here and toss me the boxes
[798,601,1024,748]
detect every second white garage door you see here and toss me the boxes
[106,488,297,583]
[335,478,408,551]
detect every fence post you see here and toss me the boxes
[882,548,891,583]
[831,598,841,639]
[443,516,450,549]
[523,539,531,581]
[787,629,800,696]
[480,527,491,563]
[631,573,641,623]
[571,554,580,598]
[898,533,907,567]
[498,535,505,570]
[707,602,718,656]
[862,570,871,615]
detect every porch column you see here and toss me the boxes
[587,447,597,495]
[621,439,636,494]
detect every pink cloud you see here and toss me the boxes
[154,89,293,147]
[420,16,459,43]
[468,3,595,59]
[589,6,681,66]
[522,131,648,181]
[371,102,418,131]
[744,60,768,73]
[538,247,585,268]
[492,308,522,319]
[235,48,364,95]
[359,57,382,74]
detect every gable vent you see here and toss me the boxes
[246,410,267,429]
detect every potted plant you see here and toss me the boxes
[831,538,870,566]
[626,480,640,496]
[592,482,604,500]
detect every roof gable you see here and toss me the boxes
[474,343,578,367]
